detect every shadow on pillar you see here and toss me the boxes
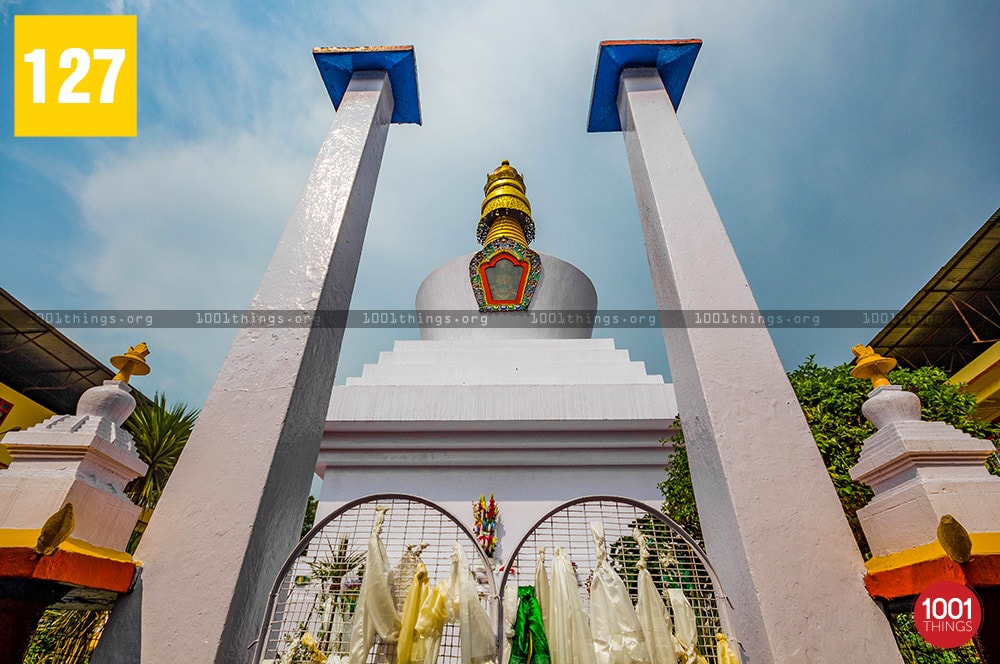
[89,574,142,664]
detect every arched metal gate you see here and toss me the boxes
[255,494,738,663]
[500,496,739,663]
[254,494,498,663]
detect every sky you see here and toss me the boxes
[2,0,999,410]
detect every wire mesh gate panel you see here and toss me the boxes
[255,494,497,663]
[498,496,739,664]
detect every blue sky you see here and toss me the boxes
[2,0,999,409]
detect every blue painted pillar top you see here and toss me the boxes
[314,45,421,125]
[587,39,701,133]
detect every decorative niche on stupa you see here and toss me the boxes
[469,160,541,311]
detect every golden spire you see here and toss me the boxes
[850,344,896,389]
[110,342,151,384]
[477,160,536,245]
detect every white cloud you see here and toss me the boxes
[102,1,150,17]
[0,0,22,23]
[14,0,997,405]
[77,133,309,308]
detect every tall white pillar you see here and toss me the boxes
[94,48,420,663]
[590,41,902,662]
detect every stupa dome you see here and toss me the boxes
[415,161,597,340]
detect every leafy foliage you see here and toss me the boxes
[123,392,200,510]
[303,537,365,655]
[890,613,982,664]
[280,538,365,661]
[657,417,703,548]
[608,514,706,602]
[21,610,107,664]
[302,495,319,539]
[788,357,881,553]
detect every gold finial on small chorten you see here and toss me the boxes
[477,160,535,246]
[850,344,896,389]
[110,342,151,384]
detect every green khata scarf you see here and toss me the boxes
[509,586,551,664]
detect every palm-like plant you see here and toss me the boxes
[124,392,200,510]
[122,392,198,555]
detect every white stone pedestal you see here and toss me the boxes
[0,380,147,551]
[851,385,1000,557]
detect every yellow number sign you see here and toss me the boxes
[14,15,137,137]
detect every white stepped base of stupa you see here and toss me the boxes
[346,338,664,386]
[317,337,677,560]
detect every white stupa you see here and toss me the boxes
[316,161,676,560]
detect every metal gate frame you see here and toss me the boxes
[496,495,740,663]
[254,494,739,663]
[253,493,498,663]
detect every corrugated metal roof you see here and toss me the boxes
[0,287,148,415]
[869,207,1000,372]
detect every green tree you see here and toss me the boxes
[301,494,318,539]
[658,416,703,548]
[119,392,199,553]
[658,357,999,663]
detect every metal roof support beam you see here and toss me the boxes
[947,294,1000,345]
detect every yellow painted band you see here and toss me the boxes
[948,340,1000,389]
[0,528,136,564]
[866,532,1000,574]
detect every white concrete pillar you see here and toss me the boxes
[596,44,901,661]
[95,48,418,663]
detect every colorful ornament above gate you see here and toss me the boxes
[470,160,542,311]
